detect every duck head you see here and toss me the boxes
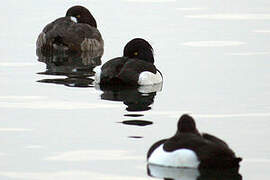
[123,38,154,63]
[177,114,199,134]
[66,5,97,28]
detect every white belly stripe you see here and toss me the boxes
[94,67,101,83]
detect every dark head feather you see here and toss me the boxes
[123,38,154,63]
[66,5,97,27]
[177,114,199,134]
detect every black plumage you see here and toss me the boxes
[99,38,161,86]
[147,114,242,169]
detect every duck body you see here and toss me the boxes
[95,38,162,86]
[36,6,103,57]
[97,57,162,86]
[147,115,242,169]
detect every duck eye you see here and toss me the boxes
[134,52,138,56]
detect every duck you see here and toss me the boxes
[95,38,162,86]
[36,5,103,57]
[147,114,242,169]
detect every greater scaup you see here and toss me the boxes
[147,114,242,169]
[95,38,162,86]
[36,5,103,57]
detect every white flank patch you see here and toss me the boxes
[182,41,245,47]
[185,14,270,20]
[94,67,101,84]
[70,16,77,23]
[148,164,200,180]
[45,150,143,161]
[138,71,162,85]
[148,144,199,168]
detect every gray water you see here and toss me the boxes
[1,0,270,179]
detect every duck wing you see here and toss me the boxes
[100,57,128,84]
[202,133,229,148]
[37,17,103,55]
[117,59,157,85]
[163,133,241,169]
[163,134,206,152]
[198,133,242,169]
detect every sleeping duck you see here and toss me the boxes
[147,114,242,169]
[95,38,162,86]
[36,5,103,57]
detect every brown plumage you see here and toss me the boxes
[36,6,103,57]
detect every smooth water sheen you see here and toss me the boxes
[1,0,270,179]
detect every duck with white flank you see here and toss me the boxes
[147,114,242,169]
[36,6,103,57]
[95,38,162,86]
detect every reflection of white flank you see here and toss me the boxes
[182,41,245,47]
[45,150,143,161]
[226,52,270,56]
[0,171,149,180]
[0,102,120,110]
[148,164,200,180]
[185,14,270,20]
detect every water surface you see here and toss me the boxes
[1,0,270,179]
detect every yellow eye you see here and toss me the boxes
[77,15,81,18]
[134,52,138,56]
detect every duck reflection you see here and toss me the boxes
[96,83,162,112]
[37,51,101,87]
[147,164,242,180]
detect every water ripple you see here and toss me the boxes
[0,171,149,180]
[45,150,144,161]
[182,41,245,47]
[0,102,121,110]
[185,14,270,20]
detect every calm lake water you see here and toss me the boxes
[1,0,270,179]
